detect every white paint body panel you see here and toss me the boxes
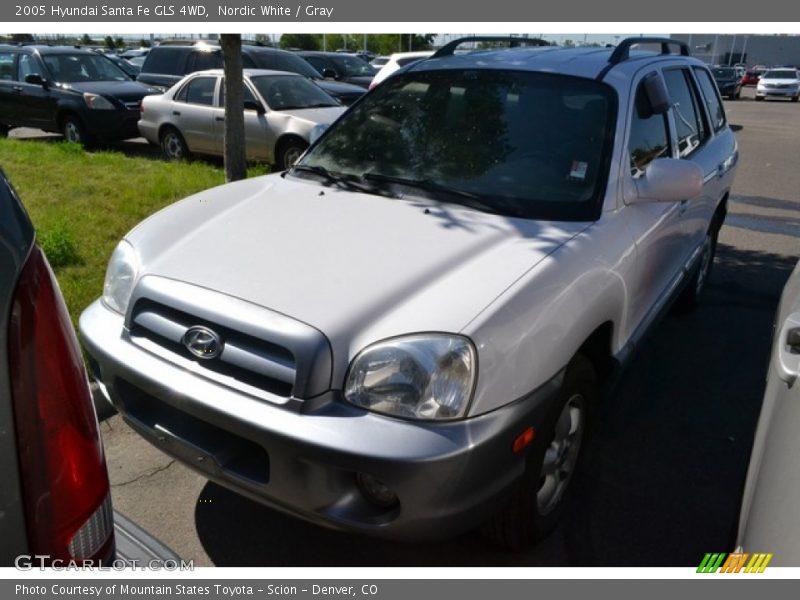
[122,49,738,416]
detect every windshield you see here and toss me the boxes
[252,52,323,79]
[250,74,339,110]
[763,69,798,79]
[712,68,736,79]
[333,55,377,77]
[296,69,616,221]
[43,53,129,83]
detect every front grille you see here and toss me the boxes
[130,299,296,398]
[125,276,333,403]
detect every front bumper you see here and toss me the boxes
[80,299,562,541]
[81,109,142,141]
[756,87,799,98]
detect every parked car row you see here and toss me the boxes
[0,44,354,167]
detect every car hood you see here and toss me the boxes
[63,80,159,101]
[126,174,586,368]
[279,106,346,124]
[759,78,799,85]
[342,75,374,88]
[314,79,366,96]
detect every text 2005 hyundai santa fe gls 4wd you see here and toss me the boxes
[81,38,738,548]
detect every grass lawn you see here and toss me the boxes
[0,138,269,326]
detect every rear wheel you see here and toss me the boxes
[482,354,596,549]
[160,127,190,161]
[792,95,799,103]
[0,124,10,137]
[755,95,764,101]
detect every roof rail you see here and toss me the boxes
[432,36,550,59]
[608,37,690,65]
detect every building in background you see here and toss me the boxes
[671,34,800,67]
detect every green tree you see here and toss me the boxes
[115,37,125,49]
[279,33,320,51]
[9,34,35,43]
[139,38,151,48]
[104,36,116,50]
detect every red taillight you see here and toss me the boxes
[8,245,113,562]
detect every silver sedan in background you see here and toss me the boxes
[138,69,346,169]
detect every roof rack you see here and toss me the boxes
[608,37,690,65]
[432,36,550,59]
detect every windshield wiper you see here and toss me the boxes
[360,173,514,216]
[291,165,389,195]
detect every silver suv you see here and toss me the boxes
[81,37,738,548]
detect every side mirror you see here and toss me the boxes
[631,158,704,203]
[24,73,47,88]
[309,123,328,145]
[322,68,337,79]
[643,72,671,115]
[244,99,265,114]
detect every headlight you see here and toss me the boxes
[344,334,477,421]
[83,92,115,110]
[102,240,139,314]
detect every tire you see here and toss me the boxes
[482,354,596,550]
[0,124,10,138]
[275,137,308,171]
[792,95,799,103]
[675,224,719,311]
[61,114,92,146]
[755,96,764,101]
[159,127,190,161]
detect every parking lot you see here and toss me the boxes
[88,84,800,567]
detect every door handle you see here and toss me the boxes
[678,199,689,215]
[775,312,800,386]
[215,116,224,122]
[12,85,23,93]
[172,110,181,116]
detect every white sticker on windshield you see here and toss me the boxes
[569,161,588,180]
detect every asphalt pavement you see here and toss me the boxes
[79,85,800,566]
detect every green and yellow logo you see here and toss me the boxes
[697,552,773,573]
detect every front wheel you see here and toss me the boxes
[62,115,92,146]
[482,354,596,549]
[792,95,799,103]
[275,138,308,171]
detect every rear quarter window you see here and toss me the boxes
[693,67,727,133]
[142,48,191,75]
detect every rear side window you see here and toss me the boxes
[0,52,15,80]
[629,81,671,177]
[304,56,328,75]
[186,50,221,72]
[142,48,191,75]
[693,67,726,132]
[663,68,708,158]
[176,76,217,106]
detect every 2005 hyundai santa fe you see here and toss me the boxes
[81,37,738,548]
